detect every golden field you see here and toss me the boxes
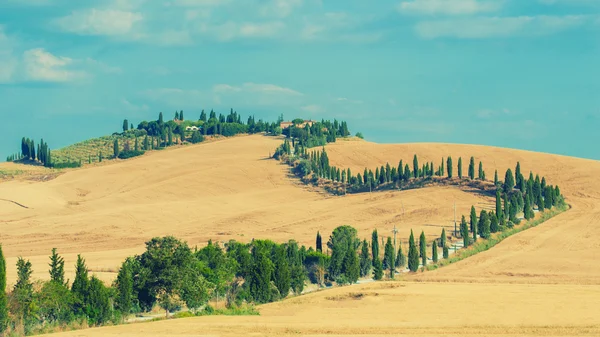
[1,134,599,336]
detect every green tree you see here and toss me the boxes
[371,229,379,266]
[432,241,438,263]
[273,245,290,298]
[123,119,129,132]
[515,162,522,187]
[443,246,449,259]
[135,137,139,151]
[327,226,359,279]
[383,237,394,278]
[447,156,453,178]
[248,245,274,304]
[470,206,477,234]
[458,157,463,179]
[524,195,534,220]
[460,216,469,247]
[478,162,483,180]
[396,244,406,268]
[494,170,499,185]
[413,155,419,178]
[49,248,65,285]
[496,190,502,218]
[316,231,322,252]
[407,230,419,272]
[419,231,427,267]
[113,139,119,158]
[468,157,475,179]
[72,254,89,315]
[359,240,371,277]
[13,257,34,324]
[373,257,383,280]
[0,245,8,333]
[343,244,360,283]
[479,210,491,239]
[504,169,515,191]
[115,259,134,316]
[86,276,112,325]
[440,228,447,249]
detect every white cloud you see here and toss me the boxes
[301,104,324,113]
[415,15,589,39]
[122,98,149,111]
[398,0,501,15]
[53,9,143,36]
[239,22,285,37]
[171,0,230,6]
[0,26,18,83]
[260,0,303,18]
[23,48,87,82]
[214,82,303,95]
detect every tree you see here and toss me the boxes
[478,162,483,180]
[273,245,290,298]
[472,213,478,242]
[432,242,438,263]
[490,212,499,233]
[373,257,383,280]
[72,254,89,315]
[343,244,360,283]
[86,276,112,325]
[443,246,449,259]
[524,195,534,220]
[316,232,322,252]
[115,259,133,316]
[419,231,427,267]
[496,190,502,218]
[371,229,379,266]
[327,226,359,280]
[49,248,65,285]
[440,229,447,249]
[383,237,394,278]
[123,119,129,132]
[447,156,453,178]
[468,157,475,180]
[479,210,490,239]
[458,157,463,179]
[515,162,522,187]
[0,245,7,333]
[504,169,515,191]
[248,245,274,304]
[396,244,406,268]
[113,139,119,158]
[494,170,499,185]
[13,257,34,323]
[359,239,371,277]
[407,230,419,272]
[413,155,419,178]
[470,206,478,234]
[460,216,469,247]
[158,112,164,124]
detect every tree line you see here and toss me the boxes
[9,138,53,167]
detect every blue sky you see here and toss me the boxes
[0,0,599,160]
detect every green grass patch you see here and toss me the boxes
[426,203,570,271]
[171,305,260,319]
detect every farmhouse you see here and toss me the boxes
[186,126,199,131]
[280,120,316,129]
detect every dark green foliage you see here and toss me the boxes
[396,244,406,268]
[504,169,515,191]
[440,228,446,249]
[413,155,418,178]
[545,186,554,209]
[118,150,145,159]
[86,276,112,325]
[371,230,379,266]
[373,257,383,280]
[432,241,438,263]
[115,259,134,316]
[71,255,89,315]
[478,162,483,180]
[383,237,394,278]
[248,245,274,304]
[273,245,290,299]
[480,210,491,239]
[477,210,487,237]
[470,206,477,233]
[343,244,360,283]
[0,245,7,333]
[447,156,453,178]
[494,170,499,185]
[327,226,359,281]
[468,157,475,180]
[408,230,419,272]
[190,131,204,144]
[49,248,65,285]
[123,119,129,132]
[113,139,119,158]
[496,190,502,219]
[443,246,449,259]
[35,280,75,325]
[359,240,371,277]
[14,258,34,323]
[458,157,463,179]
[460,216,469,247]
[316,232,322,253]
[419,231,427,267]
[490,212,499,233]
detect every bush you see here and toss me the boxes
[51,161,81,169]
[335,275,350,286]
[190,131,204,144]
[293,160,312,178]
[118,150,145,160]
[355,132,364,139]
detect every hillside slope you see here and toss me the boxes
[0,135,489,284]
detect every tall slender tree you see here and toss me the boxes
[413,155,419,179]
[396,243,406,268]
[458,157,463,179]
[432,242,438,263]
[447,156,453,178]
[273,245,291,298]
[440,228,447,248]
[478,162,483,180]
[460,216,469,247]
[504,169,515,191]
[468,156,475,180]
[371,229,379,265]
[384,237,395,278]
[0,245,8,333]
[114,139,120,158]
[496,190,502,219]
[408,230,419,272]
[419,231,427,267]
[470,206,478,233]
[115,259,133,316]
[49,248,65,285]
[359,240,371,277]
[123,119,129,132]
[494,170,499,185]
[316,232,322,252]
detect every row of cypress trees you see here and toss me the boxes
[17,138,52,167]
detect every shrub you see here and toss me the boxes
[355,132,364,139]
[51,161,81,169]
[118,150,145,160]
[190,131,204,144]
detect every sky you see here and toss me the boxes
[0,0,599,160]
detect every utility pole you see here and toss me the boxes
[454,201,457,237]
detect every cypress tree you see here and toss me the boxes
[504,169,515,191]
[503,193,509,218]
[404,164,411,181]
[413,155,418,178]
[515,162,521,186]
[545,186,554,209]
[432,241,438,263]
[524,196,534,220]
[407,230,419,272]
[72,254,89,308]
[470,206,477,233]
[460,216,469,247]
[441,157,444,177]
[371,230,379,265]
[468,156,475,179]
[273,245,291,298]
[373,257,383,280]
[458,157,463,179]
[478,162,483,180]
[494,170,499,185]
[359,240,371,277]
[383,237,394,278]
[344,245,360,283]
[496,190,502,219]
[316,231,322,252]
[489,211,499,233]
[398,160,404,180]
[446,156,453,178]
[49,248,65,285]
[419,231,427,267]
[114,139,119,158]
[0,245,7,333]
[396,243,406,268]
[249,246,274,303]
[115,259,133,316]
[480,211,491,239]
[440,228,447,248]
[443,246,449,259]
[472,216,478,242]
[478,210,487,236]
[14,257,34,322]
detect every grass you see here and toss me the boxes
[171,305,260,319]
[425,203,570,271]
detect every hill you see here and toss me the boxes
[4,135,600,336]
